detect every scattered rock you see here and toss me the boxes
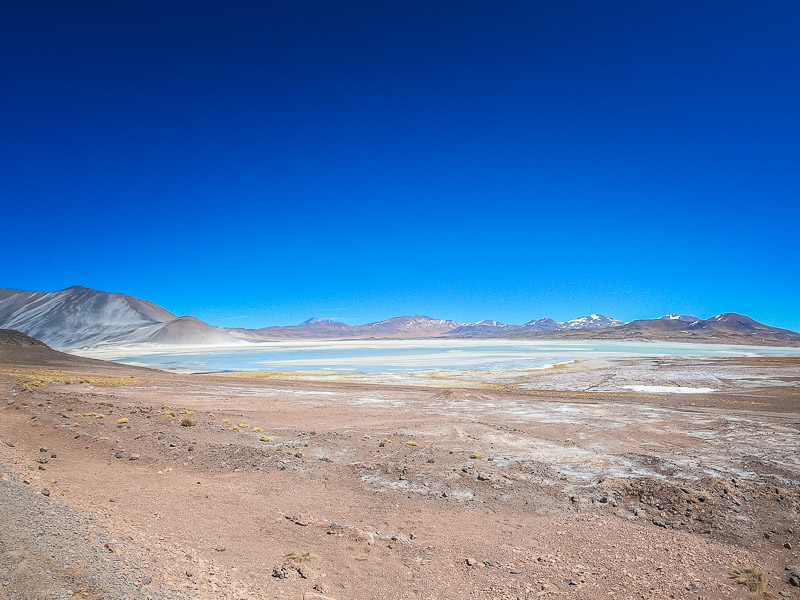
[104,542,116,553]
[476,472,491,481]
[788,564,800,587]
[40,488,50,497]
[272,562,312,580]
[1,472,11,482]
[129,453,140,461]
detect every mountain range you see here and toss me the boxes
[1,286,798,350]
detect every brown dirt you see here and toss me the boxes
[1,353,798,599]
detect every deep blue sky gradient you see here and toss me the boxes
[2,1,799,329]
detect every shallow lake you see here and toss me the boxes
[81,339,800,374]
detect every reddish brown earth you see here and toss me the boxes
[1,343,799,599]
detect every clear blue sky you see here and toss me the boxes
[2,1,798,330]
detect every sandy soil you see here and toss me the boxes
[1,355,799,599]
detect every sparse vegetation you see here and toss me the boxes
[180,418,196,427]
[223,419,231,424]
[729,566,768,594]
[470,453,483,459]
[259,435,273,442]
[116,418,129,424]
[406,440,418,446]
[285,552,318,562]
[5,368,153,388]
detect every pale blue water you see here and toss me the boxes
[106,340,800,374]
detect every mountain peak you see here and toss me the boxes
[659,313,700,322]
[300,318,337,326]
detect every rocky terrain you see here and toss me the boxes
[1,331,799,599]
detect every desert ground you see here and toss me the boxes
[1,342,799,599]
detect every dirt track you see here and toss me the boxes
[1,356,799,599]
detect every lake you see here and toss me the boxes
[77,339,800,374]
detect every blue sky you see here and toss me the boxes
[2,1,799,330]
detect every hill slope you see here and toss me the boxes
[0,287,176,350]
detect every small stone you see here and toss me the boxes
[104,542,116,553]
[466,558,478,566]
[476,472,491,481]
[114,451,125,459]
[40,488,50,496]
[356,530,374,545]
[129,454,140,461]
[0,473,10,482]
[785,542,793,550]
[652,519,667,528]
[788,564,800,586]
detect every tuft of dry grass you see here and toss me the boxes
[180,419,196,427]
[223,418,231,424]
[729,565,768,594]
[470,453,483,459]
[285,552,318,563]
[259,435,273,442]
[406,440,418,447]
[116,418,129,424]
[363,434,372,439]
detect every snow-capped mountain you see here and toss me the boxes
[362,316,462,335]
[2,286,797,349]
[559,314,625,330]
[517,318,562,332]
[659,314,700,322]
[300,318,337,325]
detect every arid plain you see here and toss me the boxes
[1,334,799,600]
